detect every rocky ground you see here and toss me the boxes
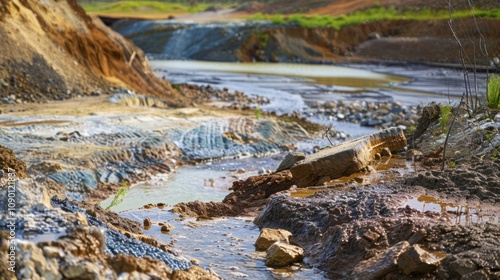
[0,81,325,278]
[1,0,500,278]
[172,106,500,279]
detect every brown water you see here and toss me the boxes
[402,195,499,225]
[290,157,411,198]
[121,208,328,279]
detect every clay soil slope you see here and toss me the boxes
[0,0,186,105]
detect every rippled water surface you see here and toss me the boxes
[101,157,283,212]
[121,209,327,279]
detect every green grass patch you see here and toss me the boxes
[439,104,452,133]
[250,6,500,30]
[487,75,500,109]
[80,1,213,15]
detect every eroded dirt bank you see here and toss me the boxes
[0,0,185,105]
[113,18,500,66]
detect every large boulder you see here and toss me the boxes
[265,242,304,267]
[290,127,406,187]
[255,228,292,251]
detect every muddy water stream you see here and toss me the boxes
[107,62,489,278]
[151,60,473,112]
[101,157,282,212]
[121,209,327,279]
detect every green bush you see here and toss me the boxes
[487,75,500,109]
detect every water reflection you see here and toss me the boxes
[403,195,499,225]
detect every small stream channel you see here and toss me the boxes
[104,61,490,278]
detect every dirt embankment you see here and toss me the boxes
[0,0,186,105]
[237,18,500,66]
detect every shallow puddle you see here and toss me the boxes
[402,195,499,225]
[101,156,283,212]
[121,209,327,279]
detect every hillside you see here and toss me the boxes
[0,0,186,105]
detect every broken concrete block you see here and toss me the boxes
[276,152,306,172]
[290,127,407,187]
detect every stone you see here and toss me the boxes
[160,223,174,233]
[74,212,88,226]
[43,246,64,258]
[447,259,478,277]
[405,149,423,161]
[290,128,407,187]
[17,241,61,280]
[171,265,221,279]
[397,244,440,275]
[255,228,292,251]
[143,218,152,230]
[265,242,304,267]
[88,227,106,252]
[461,270,489,280]
[61,261,103,280]
[276,152,306,172]
[351,241,410,280]
[324,101,336,109]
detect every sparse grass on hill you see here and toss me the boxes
[250,6,500,29]
[80,1,213,15]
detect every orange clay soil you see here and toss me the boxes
[0,0,187,105]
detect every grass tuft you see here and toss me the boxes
[440,104,452,133]
[487,75,500,109]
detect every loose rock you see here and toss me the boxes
[255,228,292,251]
[265,242,304,267]
[397,244,440,275]
[351,241,410,280]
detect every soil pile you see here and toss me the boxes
[0,0,186,105]
[0,145,27,179]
